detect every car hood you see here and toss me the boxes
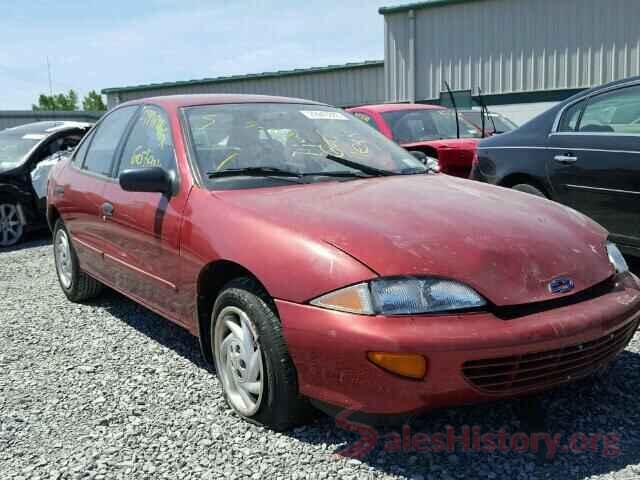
[216,175,613,306]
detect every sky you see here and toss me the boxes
[0,0,387,110]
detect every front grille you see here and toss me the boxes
[462,319,638,394]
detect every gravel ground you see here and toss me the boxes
[2,235,640,480]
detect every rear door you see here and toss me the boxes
[62,106,138,283]
[101,105,189,325]
[547,83,640,249]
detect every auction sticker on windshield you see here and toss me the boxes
[300,110,348,120]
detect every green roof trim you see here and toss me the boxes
[102,60,384,95]
[379,0,481,15]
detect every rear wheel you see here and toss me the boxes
[511,183,546,198]
[53,220,103,302]
[0,202,25,247]
[212,277,312,430]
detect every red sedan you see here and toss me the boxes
[347,103,482,178]
[47,94,640,430]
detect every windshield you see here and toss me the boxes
[381,109,482,143]
[184,103,426,187]
[0,131,42,173]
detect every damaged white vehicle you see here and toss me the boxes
[0,121,92,246]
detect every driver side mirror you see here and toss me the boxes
[119,167,174,196]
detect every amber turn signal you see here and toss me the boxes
[367,352,427,380]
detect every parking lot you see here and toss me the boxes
[1,235,639,480]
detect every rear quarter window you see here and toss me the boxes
[557,99,586,132]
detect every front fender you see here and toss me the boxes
[181,188,378,303]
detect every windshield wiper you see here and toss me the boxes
[207,166,303,179]
[207,161,395,181]
[324,154,394,177]
[302,170,370,178]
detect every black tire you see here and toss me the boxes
[53,219,103,302]
[0,199,26,247]
[511,183,547,198]
[211,277,313,430]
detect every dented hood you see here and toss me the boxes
[218,175,613,306]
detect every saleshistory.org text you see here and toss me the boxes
[335,410,621,460]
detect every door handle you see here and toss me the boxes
[101,202,114,218]
[554,154,578,164]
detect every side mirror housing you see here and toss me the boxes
[119,167,174,195]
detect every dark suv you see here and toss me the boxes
[471,76,640,257]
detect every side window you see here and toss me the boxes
[352,112,380,132]
[557,99,585,132]
[83,106,137,175]
[72,130,94,164]
[117,106,175,175]
[579,85,640,134]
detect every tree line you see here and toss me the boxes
[32,89,106,112]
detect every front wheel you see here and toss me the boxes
[212,277,312,430]
[0,202,25,247]
[53,220,103,302]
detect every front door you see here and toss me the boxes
[101,105,189,325]
[548,83,640,249]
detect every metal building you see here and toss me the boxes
[381,0,640,122]
[0,110,103,131]
[103,61,385,109]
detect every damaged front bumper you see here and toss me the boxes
[278,273,640,416]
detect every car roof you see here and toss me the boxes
[2,121,93,136]
[570,75,640,103]
[349,103,445,113]
[120,94,327,109]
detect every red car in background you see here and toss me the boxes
[347,103,482,178]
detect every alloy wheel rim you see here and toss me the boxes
[0,203,23,247]
[214,306,264,416]
[54,229,73,288]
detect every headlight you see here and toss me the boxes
[607,242,629,274]
[310,277,486,315]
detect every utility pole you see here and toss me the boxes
[46,56,53,102]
